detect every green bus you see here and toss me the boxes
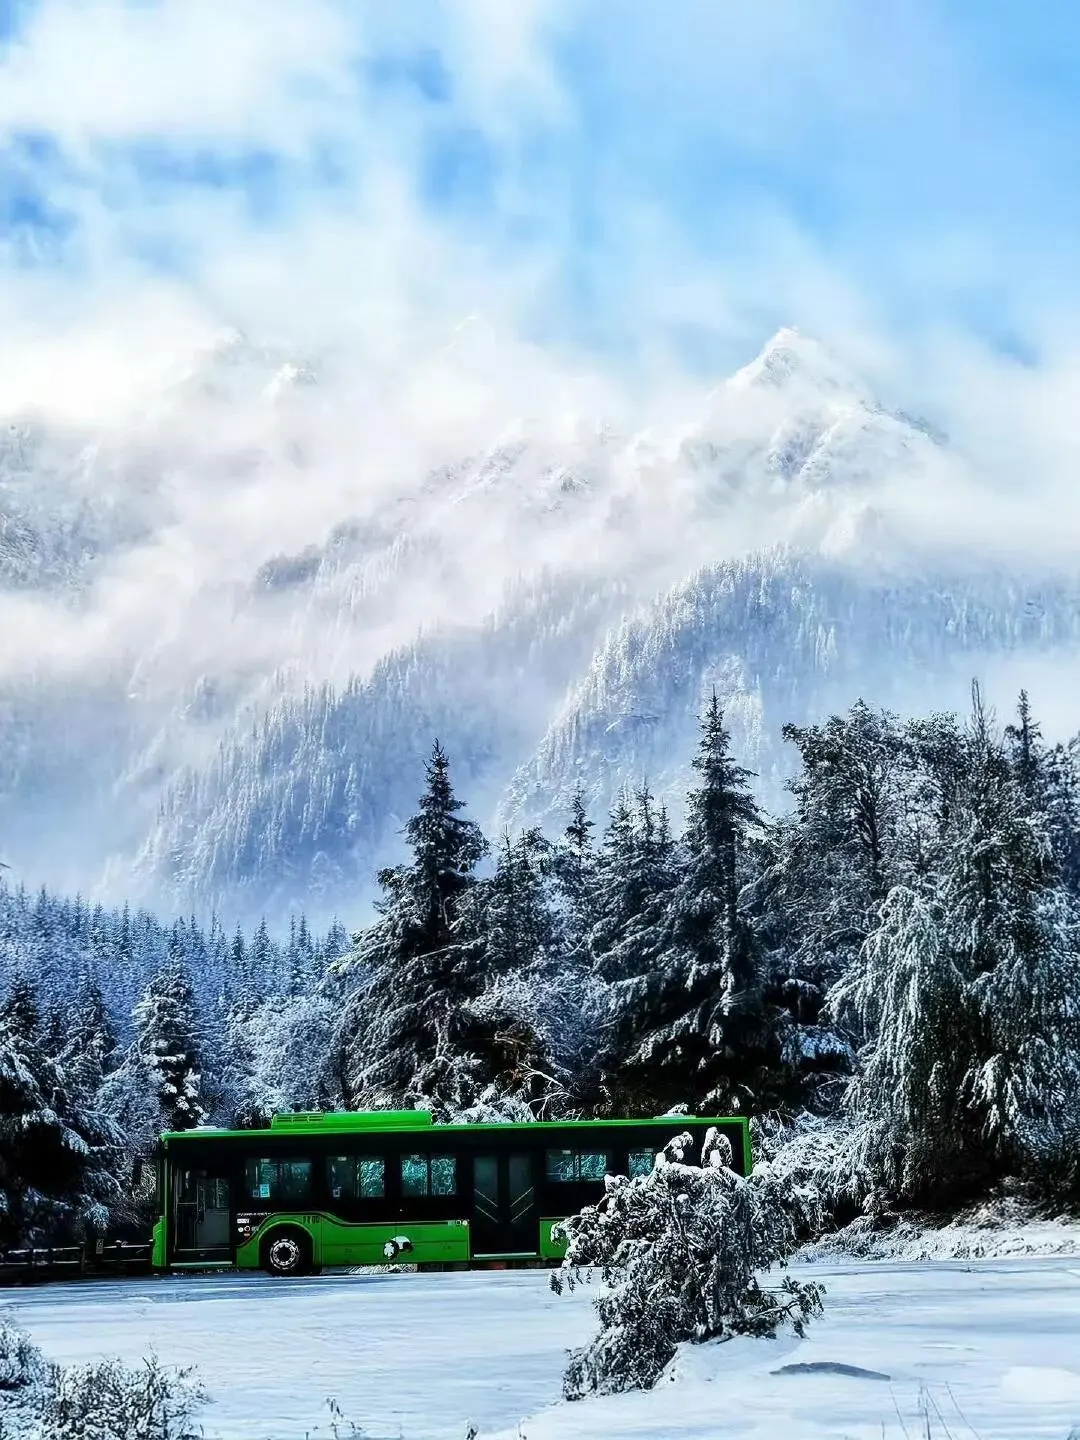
[151,1110,752,1277]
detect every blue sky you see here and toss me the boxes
[0,0,1078,405]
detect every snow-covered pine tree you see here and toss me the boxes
[903,708,969,869]
[827,885,974,1205]
[1041,737,1080,895]
[332,740,489,1110]
[832,685,1080,1206]
[250,917,275,995]
[226,993,340,1127]
[131,956,205,1134]
[609,699,773,1112]
[591,785,681,1112]
[285,912,316,997]
[0,974,40,1045]
[229,925,256,1014]
[548,787,598,960]
[62,974,118,1111]
[769,702,912,985]
[455,828,560,1107]
[1002,692,1080,897]
[477,828,557,977]
[749,702,924,1105]
[97,953,205,1220]
[588,787,674,974]
[0,995,122,1248]
[552,1128,823,1397]
[943,686,1080,1188]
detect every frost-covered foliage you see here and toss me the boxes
[0,885,347,1247]
[36,1357,205,1440]
[0,1323,204,1440]
[225,993,339,1128]
[829,688,1080,1206]
[552,1129,824,1397]
[749,1111,869,1230]
[0,885,348,1063]
[332,741,492,1112]
[7,674,1080,1253]
[0,1320,49,1397]
[131,958,205,1134]
[0,995,122,1247]
[602,697,775,1113]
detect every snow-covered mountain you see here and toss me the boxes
[1,326,1075,926]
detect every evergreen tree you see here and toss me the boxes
[0,976,40,1045]
[942,687,1080,1185]
[250,918,274,993]
[480,828,557,978]
[1003,692,1080,895]
[227,993,339,1128]
[465,824,602,1111]
[833,687,1080,1206]
[131,958,205,1134]
[1041,738,1080,894]
[592,786,681,1111]
[0,1004,122,1247]
[333,741,488,1109]
[770,702,911,983]
[609,699,771,1111]
[68,977,117,1097]
[39,1006,69,1062]
[549,788,598,960]
[229,926,256,1014]
[829,886,974,1204]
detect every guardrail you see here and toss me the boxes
[0,1240,152,1283]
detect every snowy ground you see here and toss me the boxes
[4,1260,1080,1440]
[800,1196,1080,1263]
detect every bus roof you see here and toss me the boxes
[159,1111,748,1143]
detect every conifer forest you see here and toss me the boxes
[4,682,1078,1256]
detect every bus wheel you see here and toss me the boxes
[261,1228,312,1278]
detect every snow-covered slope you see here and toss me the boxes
[1,326,1075,925]
[498,552,1080,837]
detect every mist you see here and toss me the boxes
[2,0,1080,911]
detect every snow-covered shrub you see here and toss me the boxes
[37,1354,205,1440]
[0,1324,204,1440]
[750,1110,872,1232]
[0,1321,49,1398]
[551,1129,824,1397]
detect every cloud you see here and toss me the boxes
[0,0,1080,771]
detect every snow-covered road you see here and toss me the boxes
[3,1258,1080,1439]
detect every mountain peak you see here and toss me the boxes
[729,326,867,400]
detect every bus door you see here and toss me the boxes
[172,1164,233,1262]
[472,1154,537,1257]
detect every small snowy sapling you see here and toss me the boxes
[551,1128,824,1396]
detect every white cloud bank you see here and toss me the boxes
[0,0,1078,716]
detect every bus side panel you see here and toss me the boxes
[235,1214,471,1270]
[151,1218,166,1269]
[539,1219,567,1261]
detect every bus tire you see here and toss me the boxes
[260,1227,313,1278]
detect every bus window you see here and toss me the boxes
[628,1148,655,1178]
[328,1155,385,1200]
[546,1149,608,1182]
[431,1155,456,1196]
[244,1158,313,1205]
[400,1153,458,1197]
